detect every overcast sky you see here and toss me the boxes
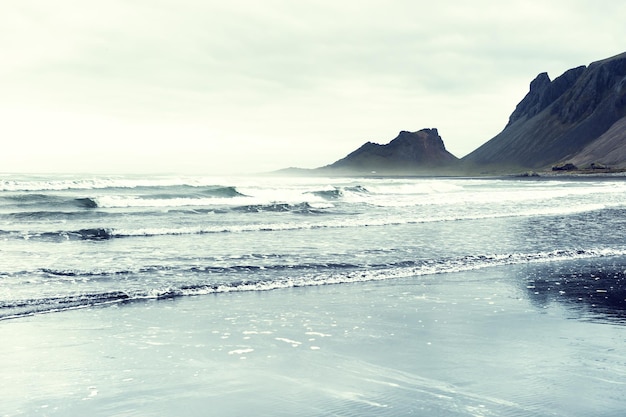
[1,1,624,175]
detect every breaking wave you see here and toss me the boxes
[3,203,618,242]
[0,185,246,210]
[2,248,625,320]
[306,185,369,200]
[0,177,247,192]
[231,202,327,214]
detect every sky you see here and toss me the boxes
[1,0,625,175]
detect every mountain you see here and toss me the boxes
[274,52,626,176]
[318,128,459,174]
[567,117,626,168]
[462,52,626,170]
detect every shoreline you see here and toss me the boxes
[2,263,626,416]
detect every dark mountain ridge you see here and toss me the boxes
[463,51,626,170]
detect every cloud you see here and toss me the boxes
[1,0,625,173]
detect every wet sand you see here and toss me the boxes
[2,263,626,416]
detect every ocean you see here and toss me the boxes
[2,173,626,416]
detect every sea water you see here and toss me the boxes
[1,174,626,416]
[1,174,625,320]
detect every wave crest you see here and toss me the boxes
[3,247,625,320]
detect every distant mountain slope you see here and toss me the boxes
[318,129,459,174]
[463,52,626,170]
[568,117,626,169]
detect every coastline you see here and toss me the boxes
[265,165,626,179]
[2,262,625,417]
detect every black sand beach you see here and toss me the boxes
[3,262,626,417]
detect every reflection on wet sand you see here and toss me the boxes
[524,261,626,322]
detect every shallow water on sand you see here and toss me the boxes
[2,262,625,417]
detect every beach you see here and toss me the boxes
[2,174,626,416]
[3,262,626,417]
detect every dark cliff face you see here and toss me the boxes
[463,52,626,169]
[506,66,586,127]
[321,128,459,174]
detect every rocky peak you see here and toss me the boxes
[507,66,586,127]
[392,128,443,147]
[322,128,458,173]
[385,129,452,160]
[530,72,551,91]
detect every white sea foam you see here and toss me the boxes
[174,248,626,298]
[94,195,258,208]
[275,337,302,347]
[0,176,230,191]
[228,348,254,355]
[305,331,332,337]
[108,202,610,237]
